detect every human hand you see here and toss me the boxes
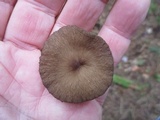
[0,0,150,119]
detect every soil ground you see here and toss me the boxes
[93,1,160,120]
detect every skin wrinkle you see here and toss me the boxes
[84,6,103,31]
[0,41,16,73]
[17,107,35,120]
[3,80,15,102]
[117,15,137,38]
[98,27,131,67]
[105,0,150,39]
[0,98,23,120]
[24,0,57,17]
[2,80,21,110]
[18,87,24,120]
[4,0,55,49]
[105,14,141,39]
[35,96,64,119]
[105,25,131,39]
[15,74,43,97]
[18,95,21,120]
[34,0,67,13]
[101,0,108,4]
[8,44,17,77]
[16,91,43,119]
[19,95,43,119]
[70,101,102,120]
[0,95,10,107]
[4,37,40,50]
[0,62,14,95]
[63,101,101,120]
[0,61,40,100]
[0,1,16,40]
[0,100,17,118]
[0,95,34,120]
[34,89,45,118]
[66,107,78,120]
[0,43,43,99]
[53,0,106,32]
[13,50,43,98]
[0,0,17,6]
[18,106,35,120]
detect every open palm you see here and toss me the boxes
[0,0,150,119]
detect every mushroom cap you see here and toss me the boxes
[39,25,114,103]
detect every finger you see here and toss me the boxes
[52,0,108,32]
[4,0,66,49]
[96,0,150,105]
[0,0,17,40]
[98,0,151,66]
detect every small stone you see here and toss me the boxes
[131,66,140,72]
[146,28,153,34]
[122,56,128,63]
[142,74,149,79]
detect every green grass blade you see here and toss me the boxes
[149,46,160,54]
[154,74,160,82]
[113,75,148,90]
[113,75,134,88]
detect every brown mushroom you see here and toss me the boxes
[39,25,114,103]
